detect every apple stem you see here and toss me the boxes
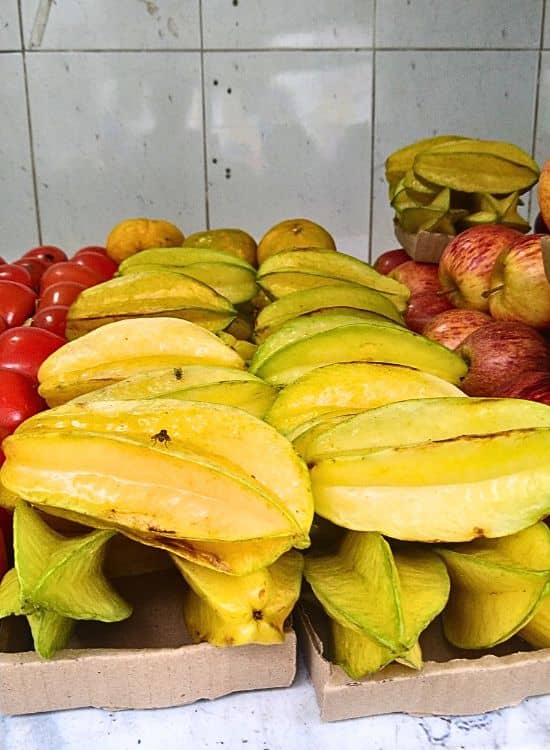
[481,284,504,299]
[436,289,452,297]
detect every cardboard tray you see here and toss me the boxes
[394,221,452,264]
[297,604,550,722]
[0,571,297,716]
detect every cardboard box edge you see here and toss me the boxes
[296,607,550,722]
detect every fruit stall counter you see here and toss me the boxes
[1,664,548,750]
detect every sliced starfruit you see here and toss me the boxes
[38,318,244,406]
[437,524,550,648]
[251,318,468,387]
[65,270,237,339]
[254,283,404,343]
[304,397,550,462]
[265,362,464,436]
[310,429,550,542]
[174,550,303,646]
[414,139,540,195]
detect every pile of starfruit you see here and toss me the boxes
[0,317,312,657]
[264,364,550,677]
[386,135,540,236]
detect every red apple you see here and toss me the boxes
[373,249,410,275]
[438,225,522,311]
[488,234,550,329]
[458,321,550,396]
[423,309,493,350]
[389,260,441,295]
[498,371,550,404]
[404,291,453,333]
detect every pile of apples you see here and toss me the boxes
[375,224,550,403]
[0,244,118,575]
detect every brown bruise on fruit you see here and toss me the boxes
[150,428,171,445]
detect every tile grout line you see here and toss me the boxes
[367,3,377,263]
[16,0,43,245]
[1,46,548,54]
[529,0,546,220]
[198,0,210,230]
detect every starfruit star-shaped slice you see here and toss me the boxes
[14,501,132,622]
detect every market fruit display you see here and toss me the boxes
[3,192,550,690]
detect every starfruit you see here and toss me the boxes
[65,270,237,339]
[310,429,550,542]
[265,362,464,436]
[174,550,303,646]
[437,523,550,649]
[38,318,244,406]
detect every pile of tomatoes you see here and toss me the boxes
[0,244,117,573]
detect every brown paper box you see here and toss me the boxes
[0,571,296,716]
[298,605,550,722]
[394,221,452,264]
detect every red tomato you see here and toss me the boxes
[73,245,108,257]
[0,368,46,440]
[0,258,6,265]
[0,263,33,288]
[38,281,86,309]
[0,281,37,327]
[23,245,67,265]
[0,317,7,335]
[73,251,118,280]
[32,305,69,338]
[40,262,103,294]
[14,257,48,290]
[0,326,65,383]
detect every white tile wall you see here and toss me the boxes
[20,0,200,50]
[1,5,549,259]
[26,52,205,252]
[372,50,540,256]
[376,0,543,49]
[202,1,373,49]
[203,51,372,257]
[0,54,38,254]
[0,0,21,50]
